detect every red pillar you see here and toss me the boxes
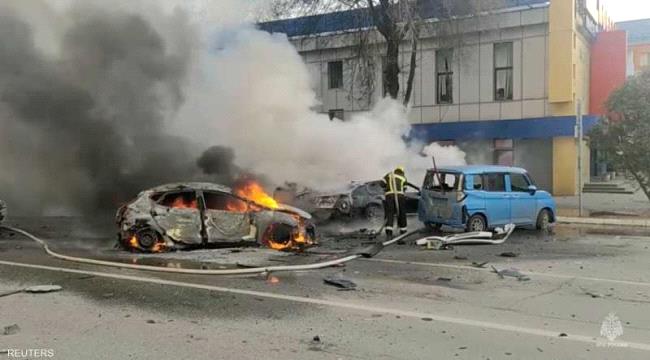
[590,30,627,115]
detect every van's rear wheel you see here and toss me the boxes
[536,209,552,231]
[466,214,487,232]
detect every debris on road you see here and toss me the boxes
[323,275,357,290]
[491,266,530,281]
[0,284,62,298]
[3,324,20,336]
[415,224,515,250]
[471,261,489,268]
[499,251,519,258]
[580,287,604,298]
[453,255,468,260]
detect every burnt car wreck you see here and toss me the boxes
[116,182,315,252]
[275,181,419,223]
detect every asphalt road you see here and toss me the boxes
[1,217,650,359]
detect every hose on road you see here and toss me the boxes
[0,225,420,276]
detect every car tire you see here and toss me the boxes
[536,209,552,231]
[135,228,160,250]
[466,214,487,232]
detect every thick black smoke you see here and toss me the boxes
[196,146,240,184]
[0,5,227,215]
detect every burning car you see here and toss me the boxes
[116,181,315,252]
[274,181,420,223]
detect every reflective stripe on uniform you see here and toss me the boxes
[385,172,407,195]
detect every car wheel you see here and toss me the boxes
[536,209,552,231]
[135,228,160,250]
[466,214,487,232]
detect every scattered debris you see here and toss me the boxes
[266,274,280,284]
[3,324,20,336]
[453,255,468,260]
[421,317,433,321]
[323,275,357,290]
[312,335,321,343]
[415,224,515,249]
[146,319,156,324]
[558,333,568,337]
[580,288,604,298]
[0,284,62,298]
[471,261,489,268]
[436,277,452,282]
[491,266,530,281]
[102,292,114,298]
[499,252,519,258]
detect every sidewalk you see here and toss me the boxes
[555,189,650,227]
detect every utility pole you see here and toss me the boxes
[576,99,584,217]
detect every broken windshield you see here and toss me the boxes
[423,171,461,192]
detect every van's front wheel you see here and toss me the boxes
[466,214,487,232]
[536,209,552,231]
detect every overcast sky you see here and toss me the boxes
[603,0,650,22]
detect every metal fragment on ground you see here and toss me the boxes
[415,224,516,249]
[323,276,357,290]
[491,266,531,281]
[23,285,63,293]
[499,252,519,258]
[3,324,20,336]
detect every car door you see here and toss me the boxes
[152,190,203,244]
[508,172,537,225]
[201,191,253,244]
[482,172,511,227]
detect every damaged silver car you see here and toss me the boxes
[116,182,315,252]
[275,180,419,223]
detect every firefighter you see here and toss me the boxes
[381,166,417,239]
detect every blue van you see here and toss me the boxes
[418,165,556,232]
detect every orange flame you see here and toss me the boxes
[127,234,166,253]
[263,216,313,251]
[170,197,198,209]
[233,179,278,209]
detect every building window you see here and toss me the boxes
[494,139,514,166]
[328,61,343,89]
[494,42,513,101]
[436,49,454,104]
[328,109,344,121]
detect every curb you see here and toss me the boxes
[557,216,650,228]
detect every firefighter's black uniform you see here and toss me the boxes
[381,168,415,237]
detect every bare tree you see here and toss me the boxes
[262,0,504,107]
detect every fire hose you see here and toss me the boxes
[0,225,420,276]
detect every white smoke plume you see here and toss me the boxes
[178,27,466,190]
